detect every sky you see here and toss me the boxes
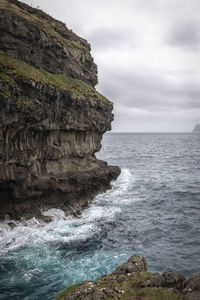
[22,0,200,132]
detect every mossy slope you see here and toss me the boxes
[55,255,185,300]
[56,272,179,300]
[0,51,110,104]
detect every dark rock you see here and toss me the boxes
[113,254,147,275]
[115,274,127,283]
[182,274,200,300]
[141,272,165,288]
[162,270,186,290]
[0,0,120,220]
[141,271,186,290]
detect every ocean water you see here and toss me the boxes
[0,133,200,300]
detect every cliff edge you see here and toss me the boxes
[0,0,120,220]
[56,254,200,300]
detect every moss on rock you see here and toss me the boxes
[136,287,178,300]
[55,255,189,300]
[0,51,110,105]
[55,283,84,300]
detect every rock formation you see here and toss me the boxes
[192,124,200,133]
[0,0,120,220]
[56,254,200,300]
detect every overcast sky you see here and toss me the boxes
[22,0,200,132]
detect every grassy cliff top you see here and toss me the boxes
[0,51,111,104]
[0,0,88,51]
[56,272,179,300]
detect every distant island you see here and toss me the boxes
[192,124,200,132]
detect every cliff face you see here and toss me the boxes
[56,254,200,300]
[0,0,120,220]
[0,0,97,86]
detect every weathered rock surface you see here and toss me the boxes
[192,124,200,133]
[0,0,97,87]
[56,254,200,300]
[0,0,120,220]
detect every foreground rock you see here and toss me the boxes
[56,254,200,300]
[0,0,120,220]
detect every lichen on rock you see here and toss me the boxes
[0,0,120,220]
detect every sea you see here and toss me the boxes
[0,133,200,300]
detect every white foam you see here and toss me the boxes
[93,168,133,206]
[113,168,132,191]
[42,208,69,221]
[0,169,132,254]
[77,205,121,224]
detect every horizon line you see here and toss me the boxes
[108,131,195,134]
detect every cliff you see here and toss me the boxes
[0,0,120,220]
[56,254,200,300]
[0,0,97,86]
[192,124,200,133]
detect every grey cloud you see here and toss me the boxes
[167,19,200,49]
[87,27,137,50]
[98,67,200,111]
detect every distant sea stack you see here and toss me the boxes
[192,124,200,133]
[0,0,120,220]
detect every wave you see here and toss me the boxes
[0,169,132,254]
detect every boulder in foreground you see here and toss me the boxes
[56,254,200,300]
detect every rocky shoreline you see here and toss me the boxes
[0,0,120,220]
[56,254,200,300]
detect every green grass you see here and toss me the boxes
[0,51,111,104]
[136,287,178,300]
[55,282,85,300]
[0,0,87,51]
[125,272,152,287]
[55,272,180,300]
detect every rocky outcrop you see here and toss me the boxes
[56,254,200,300]
[0,0,120,220]
[192,124,200,133]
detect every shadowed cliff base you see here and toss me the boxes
[0,0,120,220]
[56,254,200,300]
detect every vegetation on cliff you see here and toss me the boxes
[56,254,200,300]
[0,0,98,86]
[0,0,87,50]
[0,51,110,105]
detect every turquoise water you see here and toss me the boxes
[0,133,200,299]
